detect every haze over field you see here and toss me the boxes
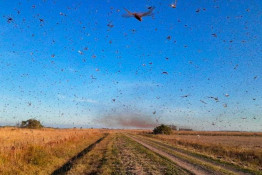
[0,0,262,131]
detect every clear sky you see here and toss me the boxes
[0,0,262,131]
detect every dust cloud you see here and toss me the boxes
[97,113,157,129]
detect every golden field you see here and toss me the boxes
[0,127,107,175]
[0,128,261,175]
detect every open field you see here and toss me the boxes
[0,127,108,174]
[0,128,261,175]
[165,131,262,137]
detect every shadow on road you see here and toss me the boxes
[52,134,108,175]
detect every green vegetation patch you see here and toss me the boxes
[153,124,172,135]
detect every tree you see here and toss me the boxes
[20,119,44,129]
[153,124,172,135]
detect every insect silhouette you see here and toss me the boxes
[170,0,177,8]
[122,7,155,21]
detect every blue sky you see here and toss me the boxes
[0,0,262,131]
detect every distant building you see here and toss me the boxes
[178,128,193,131]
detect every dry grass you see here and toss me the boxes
[1,128,261,174]
[172,131,262,137]
[0,127,107,175]
[141,131,262,171]
[169,135,262,149]
[67,134,113,174]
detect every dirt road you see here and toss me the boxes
[126,134,213,175]
[63,133,191,174]
[50,133,258,175]
[126,134,256,175]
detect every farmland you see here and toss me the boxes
[0,127,261,175]
[0,127,107,174]
[139,131,262,171]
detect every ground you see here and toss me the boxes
[0,127,261,175]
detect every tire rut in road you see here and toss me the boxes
[51,134,108,175]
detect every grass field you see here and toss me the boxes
[0,127,261,175]
[0,127,107,174]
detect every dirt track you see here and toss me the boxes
[51,133,257,175]
[126,134,255,175]
[126,134,212,175]
[64,133,191,175]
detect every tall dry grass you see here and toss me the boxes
[0,127,107,175]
